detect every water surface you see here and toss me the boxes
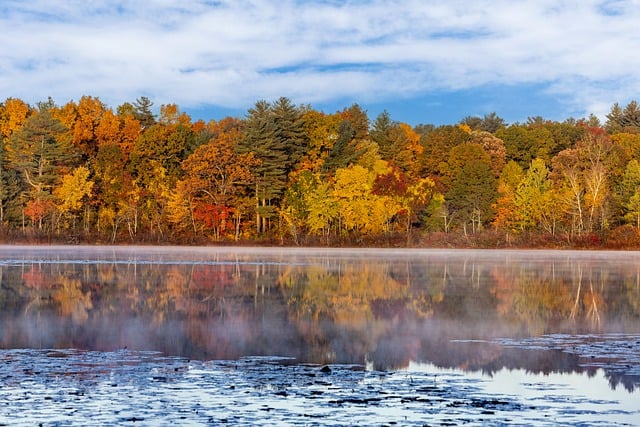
[1,246,639,425]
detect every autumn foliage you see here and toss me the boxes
[1,96,640,247]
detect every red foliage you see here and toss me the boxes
[372,169,408,197]
[193,203,232,231]
[24,199,56,223]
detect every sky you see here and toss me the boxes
[1,0,640,126]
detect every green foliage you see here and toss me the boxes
[606,100,640,134]
[419,125,471,176]
[2,95,640,246]
[446,158,497,232]
[321,120,367,174]
[460,112,505,133]
[496,124,554,167]
[133,97,156,128]
[6,111,78,196]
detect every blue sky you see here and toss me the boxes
[1,0,639,126]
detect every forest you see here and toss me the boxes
[1,95,640,248]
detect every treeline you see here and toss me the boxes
[2,95,640,247]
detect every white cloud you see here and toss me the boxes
[1,0,639,120]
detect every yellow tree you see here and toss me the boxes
[493,160,524,232]
[331,162,401,236]
[53,166,94,232]
[401,177,437,238]
[513,158,552,232]
[552,130,612,235]
[298,109,341,174]
[389,123,423,177]
[332,164,373,235]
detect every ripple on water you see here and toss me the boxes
[0,349,638,426]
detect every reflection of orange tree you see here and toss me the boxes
[498,262,609,334]
[17,265,93,322]
[51,276,93,322]
[132,264,244,323]
[22,265,54,290]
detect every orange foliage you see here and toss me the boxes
[0,98,31,139]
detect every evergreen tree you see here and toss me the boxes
[0,138,20,224]
[606,101,640,134]
[622,101,640,131]
[240,100,283,233]
[133,96,156,128]
[6,111,79,229]
[461,112,505,133]
[322,120,366,174]
[271,96,308,172]
[6,111,77,195]
[370,110,395,159]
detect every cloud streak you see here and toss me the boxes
[1,0,639,122]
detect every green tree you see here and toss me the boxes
[496,123,554,167]
[133,96,156,128]
[321,120,367,175]
[460,112,505,133]
[616,159,640,228]
[444,144,497,233]
[370,110,395,158]
[449,160,497,233]
[605,101,640,134]
[239,100,284,234]
[0,138,20,225]
[6,111,78,229]
[271,96,308,171]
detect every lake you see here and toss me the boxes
[1,245,639,425]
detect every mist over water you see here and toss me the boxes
[1,246,640,392]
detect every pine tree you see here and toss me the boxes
[271,96,308,173]
[133,96,156,128]
[6,111,79,229]
[371,110,394,159]
[322,120,366,174]
[240,100,283,233]
[6,111,78,195]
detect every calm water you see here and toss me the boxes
[1,246,640,425]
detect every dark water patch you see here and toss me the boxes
[1,349,638,426]
[489,333,640,391]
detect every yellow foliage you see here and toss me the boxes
[458,123,472,134]
[54,166,94,213]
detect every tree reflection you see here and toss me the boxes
[1,250,640,391]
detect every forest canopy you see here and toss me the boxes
[1,95,640,248]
